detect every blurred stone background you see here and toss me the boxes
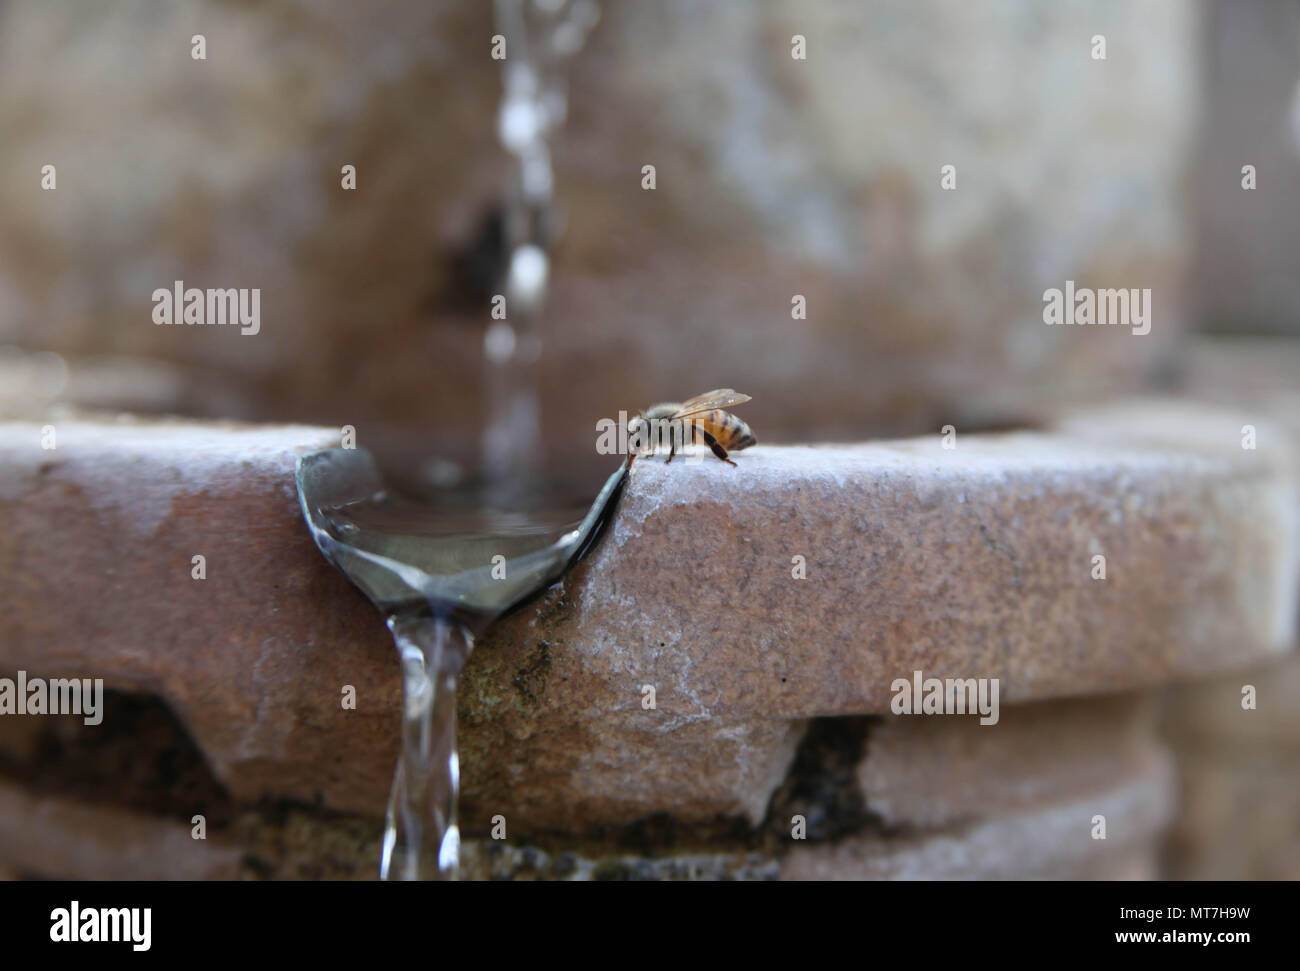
[1195,0,1300,338]
[0,0,1211,446]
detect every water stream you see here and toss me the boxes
[296,448,628,880]
[295,0,605,880]
[381,612,469,880]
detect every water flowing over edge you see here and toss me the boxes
[380,613,474,881]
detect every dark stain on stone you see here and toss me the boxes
[551,851,579,877]
[530,582,574,643]
[512,639,553,708]
[593,858,656,881]
[241,854,276,879]
[504,808,758,861]
[0,689,235,824]
[764,715,882,844]
[611,811,756,856]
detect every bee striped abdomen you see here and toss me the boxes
[689,410,756,451]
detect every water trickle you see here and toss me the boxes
[482,0,599,495]
[296,0,607,880]
[381,612,469,880]
[296,447,627,880]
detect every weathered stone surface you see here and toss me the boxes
[0,417,803,827]
[1163,656,1300,750]
[1163,755,1300,881]
[0,419,404,820]
[1153,343,1300,880]
[0,749,1172,881]
[0,402,1294,832]
[1160,656,1300,880]
[482,404,1298,723]
[443,399,1300,830]
[458,842,780,882]
[0,779,387,880]
[859,694,1159,828]
[782,749,1174,880]
[467,400,1295,826]
[459,629,805,828]
[0,781,242,880]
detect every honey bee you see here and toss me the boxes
[628,388,757,467]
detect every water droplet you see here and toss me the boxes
[484,321,517,364]
[499,97,543,155]
[506,245,549,315]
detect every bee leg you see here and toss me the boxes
[701,429,737,467]
[665,419,690,463]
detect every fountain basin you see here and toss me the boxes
[0,396,1296,876]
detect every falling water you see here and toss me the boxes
[295,447,627,881]
[296,1,606,881]
[482,0,599,494]
[381,612,470,880]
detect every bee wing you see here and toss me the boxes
[670,389,752,419]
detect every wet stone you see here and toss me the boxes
[0,401,1294,834]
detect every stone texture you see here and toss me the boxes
[1151,339,1300,880]
[0,779,388,881]
[1163,655,1300,751]
[858,694,1160,828]
[0,418,406,820]
[1160,656,1300,880]
[458,842,780,882]
[0,1,1198,442]
[0,417,804,828]
[480,402,1298,733]
[782,748,1174,880]
[0,780,243,880]
[1163,755,1300,881]
[0,402,1295,834]
[1178,338,1300,481]
[459,623,805,829]
[0,725,1174,881]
